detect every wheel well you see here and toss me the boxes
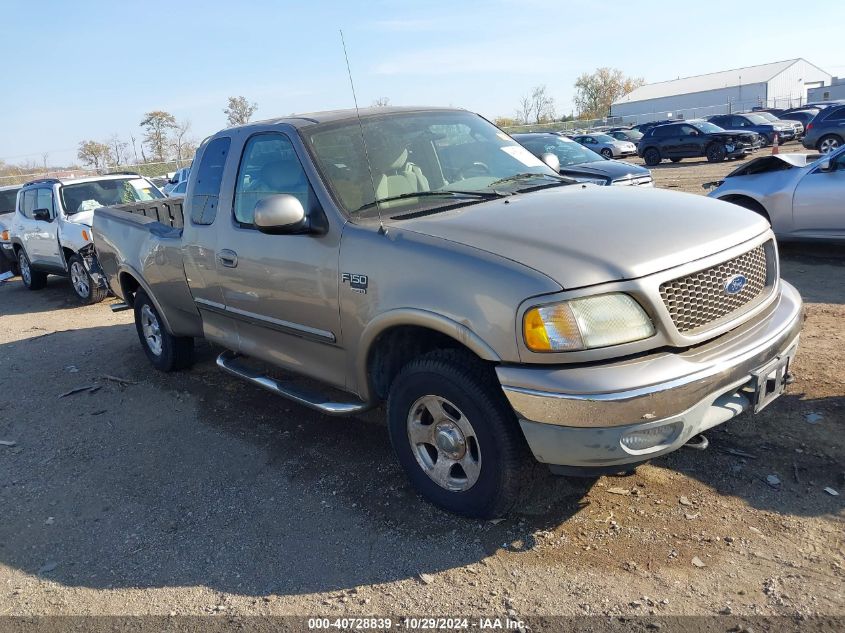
[718,195,770,222]
[62,247,75,266]
[367,325,481,400]
[119,272,141,306]
[818,133,843,146]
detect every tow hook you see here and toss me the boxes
[683,434,709,451]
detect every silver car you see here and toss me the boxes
[707,146,845,242]
[573,133,637,159]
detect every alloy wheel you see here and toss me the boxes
[140,304,163,356]
[70,261,90,298]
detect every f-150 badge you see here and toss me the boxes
[341,272,368,294]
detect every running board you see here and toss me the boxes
[110,302,132,313]
[215,350,372,417]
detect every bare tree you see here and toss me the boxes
[171,119,194,164]
[224,96,258,126]
[573,68,644,119]
[41,153,49,175]
[516,85,556,124]
[129,133,140,164]
[140,110,177,163]
[107,135,129,166]
[372,97,391,107]
[77,141,111,169]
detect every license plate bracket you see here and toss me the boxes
[750,347,795,413]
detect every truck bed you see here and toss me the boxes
[112,196,184,228]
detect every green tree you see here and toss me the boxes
[224,96,258,126]
[77,140,111,169]
[573,68,644,119]
[140,110,177,162]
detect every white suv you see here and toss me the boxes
[10,174,163,303]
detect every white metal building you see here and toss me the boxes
[808,77,845,102]
[610,59,831,123]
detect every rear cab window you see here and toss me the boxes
[190,137,231,226]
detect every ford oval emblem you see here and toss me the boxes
[724,274,747,295]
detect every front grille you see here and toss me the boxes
[660,242,773,333]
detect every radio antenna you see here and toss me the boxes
[340,29,385,233]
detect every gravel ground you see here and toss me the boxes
[0,143,842,625]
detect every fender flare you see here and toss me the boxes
[355,308,502,401]
[116,264,177,335]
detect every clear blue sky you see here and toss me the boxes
[2,0,843,166]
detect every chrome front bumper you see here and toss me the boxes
[498,281,803,469]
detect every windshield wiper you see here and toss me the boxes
[354,190,503,213]
[487,172,566,188]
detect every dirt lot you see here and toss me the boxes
[0,143,842,625]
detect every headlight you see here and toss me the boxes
[523,293,655,352]
[574,176,610,186]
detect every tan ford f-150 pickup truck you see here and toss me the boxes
[92,107,803,518]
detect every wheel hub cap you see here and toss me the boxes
[406,395,481,492]
[70,262,89,297]
[141,304,163,356]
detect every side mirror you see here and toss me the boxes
[540,152,561,172]
[819,158,832,172]
[33,208,52,222]
[254,194,313,235]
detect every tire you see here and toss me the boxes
[818,135,842,154]
[706,143,727,163]
[758,134,770,147]
[670,157,683,163]
[133,289,194,372]
[643,148,661,166]
[387,349,530,518]
[68,254,107,304]
[18,249,48,290]
[600,148,613,159]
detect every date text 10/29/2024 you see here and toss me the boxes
[308,617,525,630]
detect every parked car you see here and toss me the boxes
[707,113,795,145]
[637,120,760,165]
[708,146,845,242]
[802,104,845,153]
[606,129,644,145]
[168,180,187,196]
[92,106,802,518]
[163,167,191,195]
[513,132,653,186]
[751,111,803,138]
[9,174,164,303]
[0,184,22,275]
[778,109,820,135]
[572,133,637,159]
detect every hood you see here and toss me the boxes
[65,209,95,227]
[560,160,650,183]
[390,186,769,289]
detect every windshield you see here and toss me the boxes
[60,178,163,214]
[0,188,20,214]
[591,134,615,143]
[520,135,603,166]
[754,112,777,122]
[693,121,724,134]
[744,114,770,124]
[304,110,563,217]
[616,130,642,140]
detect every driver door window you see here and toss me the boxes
[233,134,313,227]
[36,188,55,219]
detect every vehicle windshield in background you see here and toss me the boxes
[591,134,616,143]
[744,114,771,125]
[693,122,725,134]
[0,189,19,214]
[305,110,565,217]
[61,178,163,214]
[526,136,604,166]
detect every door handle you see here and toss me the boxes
[217,249,238,268]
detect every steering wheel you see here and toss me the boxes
[457,161,491,179]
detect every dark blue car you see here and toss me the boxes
[802,104,845,153]
[708,113,796,145]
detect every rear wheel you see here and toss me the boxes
[68,254,107,304]
[387,349,530,518]
[133,289,194,371]
[18,249,47,290]
[818,135,842,154]
[706,143,727,163]
[643,148,661,166]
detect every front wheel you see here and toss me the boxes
[133,289,194,371]
[706,143,727,163]
[18,249,48,290]
[600,148,613,159]
[68,254,107,304]
[643,148,661,166]
[387,349,530,518]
